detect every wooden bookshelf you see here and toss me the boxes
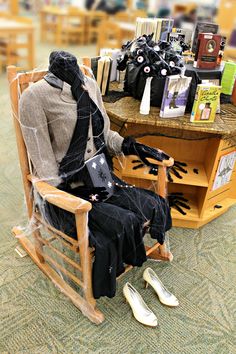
[0,0,18,15]
[106,95,236,229]
[120,155,209,187]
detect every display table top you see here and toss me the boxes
[104,93,236,141]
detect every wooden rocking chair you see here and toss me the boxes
[7,65,173,324]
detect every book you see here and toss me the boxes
[212,151,236,191]
[96,56,113,96]
[160,75,192,118]
[201,79,220,113]
[85,153,114,199]
[135,18,173,42]
[169,28,192,47]
[91,56,101,80]
[190,84,221,123]
[99,48,121,81]
[231,79,236,106]
[191,22,219,53]
[159,19,174,41]
[193,33,222,69]
[101,58,112,95]
[221,62,236,95]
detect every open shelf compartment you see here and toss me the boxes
[120,155,209,187]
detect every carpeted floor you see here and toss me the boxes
[0,24,236,354]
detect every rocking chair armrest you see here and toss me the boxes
[27,175,92,214]
[146,157,174,168]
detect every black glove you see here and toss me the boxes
[122,137,170,169]
[58,184,109,203]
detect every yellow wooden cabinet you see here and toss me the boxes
[105,96,236,229]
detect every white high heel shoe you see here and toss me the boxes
[143,268,179,307]
[123,282,158,327]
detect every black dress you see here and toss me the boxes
[44,174,171,299]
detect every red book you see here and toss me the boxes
[231,79,236,106]
[194,33,222,69]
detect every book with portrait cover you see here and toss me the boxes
[193,33,222,69]
[160,75,192,118]
[190,84,221,123]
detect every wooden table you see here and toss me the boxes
[105,94,236,228]
[40,6,88,46]
[40,7,136,47]
[0,18,35,69]
[116,21,136,40]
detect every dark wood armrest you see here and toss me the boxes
[27,175,92,214]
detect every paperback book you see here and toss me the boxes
[201,79,220,113]
[99,48,121,82]
[190,84,221,123]
[135,18,173,42]
[97,56,113,96]
[160,75,192,118]
[169,28,192,47]
[221,61,236,95]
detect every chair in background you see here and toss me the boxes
[132,9,147,19]
[7,64,172,324]
[86,10,108,43]
[114,11,135,23]
[96,20,123,55]
[61,7,86,45]
[40,6,59,43]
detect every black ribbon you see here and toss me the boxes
[48,51,107,186]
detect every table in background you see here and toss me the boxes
[0,18,35,69]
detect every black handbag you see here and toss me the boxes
[124,62,166,107]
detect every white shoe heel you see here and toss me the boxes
[123,282,158,327]
[143,268,179,307]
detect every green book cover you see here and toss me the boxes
[190,84,221,123]
[221,62,236,95]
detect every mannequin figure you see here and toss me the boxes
[20,51,173,299]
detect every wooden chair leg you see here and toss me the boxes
[12,225,105,324]
[75,212,104,323]
[146,243,173,262]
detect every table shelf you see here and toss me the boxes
[120,156,209,187]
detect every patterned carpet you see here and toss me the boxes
[0,34,236,354]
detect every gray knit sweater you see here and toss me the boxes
[19,75,124,186]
